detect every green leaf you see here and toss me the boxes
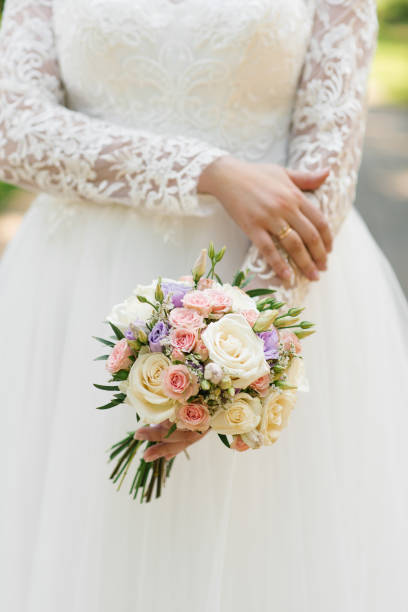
[107,321,124,340]
[232,270,245,287]
[96,398,123,410]
[94,354,109,361]
[246,288,277,298]
[93,336,115,348]
[164,423,177,439]
[113,393,126,401]
[241,273,255,289]
[218,433,230,448]
[111,369,129,381]
[215,273,223,285]
[93,383,120,391]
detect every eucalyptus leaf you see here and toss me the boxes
[96,398,123,410]
[246,288,277,298]
[218,433,230,448]
[92,336,115,348]
[93,383,120,391]
[107,321,125,340]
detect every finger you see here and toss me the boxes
[144,440,191,462]
[134,422,169,442]
[300,198,333,252]
[286,210,328,271]
[280,228,320,281]
[286,168,329,192]
[252,230,292,281]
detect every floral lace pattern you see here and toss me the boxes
[0,0,377,301]
[0,0,229,217]
[242,0,378,304]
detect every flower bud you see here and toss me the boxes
[200,379,211,391]
[192,248,207,282]
[208,241,215,259]
[287,307,304,317]
[294,330,315,339]
[241,429,264,449]
[299,321,314,329]
[215,245,226,262]
[138,329,148,344]
[253,310,278,332]
[154,279,164,303]
[275,379,297,390]
[220,375,232,389]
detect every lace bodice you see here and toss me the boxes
[0,0,377,302]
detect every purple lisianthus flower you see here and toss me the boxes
[148,321,168,352]
[125,319,147,341]
[161,281,193,308]
[258,329,279,361]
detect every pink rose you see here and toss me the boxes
[171,349,185,362]
[205,289,233,315]
[169,307,204,330]
[194,337,209,361]
[279,330,302,354]
[197,277,214,291]
[240,309,259,327]
[106,338,132,374]
[250,373,271,397]
[182,290,212,317]
[162,364,199,402]
[170,327,197,353]
[231,435,250,452]
[175,402,210,432]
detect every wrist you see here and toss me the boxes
[197,154,236,197]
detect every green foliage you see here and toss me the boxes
[378,0,408,24]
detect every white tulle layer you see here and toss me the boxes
[0,197,407,612]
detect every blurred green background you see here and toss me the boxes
[0,0,407,293]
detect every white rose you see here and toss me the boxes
[124,353,175,424]
[258,388,297,445]
[202,313,269,388]
[107,282,157,330]
[210,392,262,434]
[286,356,309,392]
[221,284,258,312]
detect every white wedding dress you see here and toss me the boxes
[1,1,408,610]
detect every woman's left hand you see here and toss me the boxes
[134,419,208,462]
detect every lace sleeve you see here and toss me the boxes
[0,0,228,216]
[242,0,378,305]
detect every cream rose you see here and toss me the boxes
[210,392,261,434]
[258,388,297,445]
[286,356,309,392]
[107,282,157,330]
[220,284,258,312]
[124,353,175,424]
[201,313,269,388]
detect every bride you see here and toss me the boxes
[1,0,407,610]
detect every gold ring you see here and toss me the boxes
[277,224,292,241]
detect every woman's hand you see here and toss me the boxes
[134,419,208,462]
[198,156,333,282]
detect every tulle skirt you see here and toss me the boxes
[0,195,407,612]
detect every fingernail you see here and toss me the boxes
[282,269,291,280]
[310,270,320,281]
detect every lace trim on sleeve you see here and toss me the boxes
[242,0,378,305]
[0,0,228,217]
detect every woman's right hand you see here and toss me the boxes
[197,155,333,282]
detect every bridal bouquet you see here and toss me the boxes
[94,244,314,502]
